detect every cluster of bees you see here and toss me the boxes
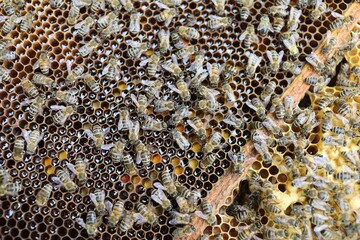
[0,0,359,239]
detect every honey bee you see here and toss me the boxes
[206,62,221,87]
[128,121,140,145]
[240,24,259,48]
[135,142,152,167]
[107,0,122,11]
[81,74,100,93]
[74,16,96,37]
[12,137,25,161]
[0,38,12,50]
[51,105,76,125]
[170,129,189,150]
[177,26,200,40]
[309,0,330,21]
[140,52,161,77]
[122,153,137,175]
[1,182,23,196]
[142,116,167,131]
[175,45,199,64]
[155,2,179,26]
[172,225,196,238]
[270,96,285,119]
[55,169,77,193]
[197,85,220,102]
[151,188,172,211]
[19,11,34,32]
[321,31,337,55]
[21,78,39,98]
[154,168,178,197]
[84,125,108,149]
[334,98,351,117]
[287,7,302,31]
[1,14,22,34]
[187,116,208,141]
[131,94,149,119]
[273,16,285,33]
[78,37,100,57]
[107,200,125,227]
[0,49,16,62]
[263,227,288,239]
[228,151,245,174]
[189,70,208,88]
[127,40,150,60]
[96,11,117,29]
[211,0,225,15]
[282,60,302,75]
[118,211,136,232]
[67,2,81,26]
[135,203,158,225]
[99,21,122,39]
[207,15,232,30]
[265,50,284,76]
[245,52,262,77]
[169,211,192,225]
[90,0,105,12]
[254,141,272,165]
[66,158,87,185]
[32,73,56,89]
[195,200,217,226]
[199,153,216,169]
[22,94,46,116]
[53,90,78,106]
[196,99,219,113]
[224,112,245,128]
[222,82,236,103]
[161,54,183,78]
[157,29,171,54]
[268,4,288,17]
[221,62,237,81]
[117,107,131,131]
[246,97,266,120]
[103,139,126,164]
[35,183,53,206]
[283,34,299,57]
[257,14,273,37]
[168,79,191,102]
[330,12,354,30]
[263,117,284,137]
[306,52,325,74]
[33,50,51,75]
[352,66,360,82]
[154,99,175,113]
[167,105,192,126]
[76,211,100,237]
[65,60,84,86]
[22,129,43,155]
[0,167,10,185]
[124,12,141,35]
[90,189,108,216]
[189,51,205,74]
[260,81,276,105]
[101,56,121,81]
[203,132,223,155]
[1,0,16,15]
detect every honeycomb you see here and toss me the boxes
[0,0,359,240]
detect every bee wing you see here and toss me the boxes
[14,16,24,24]
[182,52,190,65]
[153,182,167,191]
[22,129,31,144]
[245,100,257,111]
[102,64,111,75]
[0,16,10,22]
[161,62,175,73]
[210,0,218,7]
[335,113,349,125]
[186,119,199,131]
[266,50,273,63]
[209,15,220,20]
[228,152,238,163]
[127,40,140,48]
[139,58,149,67]
[74,21,84,29]
[151,193,163,205]
[75,218,86,228]
[20,98,35,106]
[171,54,179,66]
[164,16,174,27]
[105,200,113,213]
[66,162,77,175]
[130,94,139,106]
[73,0,91,7]
[195,210,208,220]
[33,60,40,70]
[134,213,148,224]
[168,84,181,94]
[89,193,98,205]
[239,31,247,41]
[206,62,212,74]
[136,151,142,164]
[155,1,169,9]
[101,142,114,150]
[174,41,187,49]
[84,129,96,141]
